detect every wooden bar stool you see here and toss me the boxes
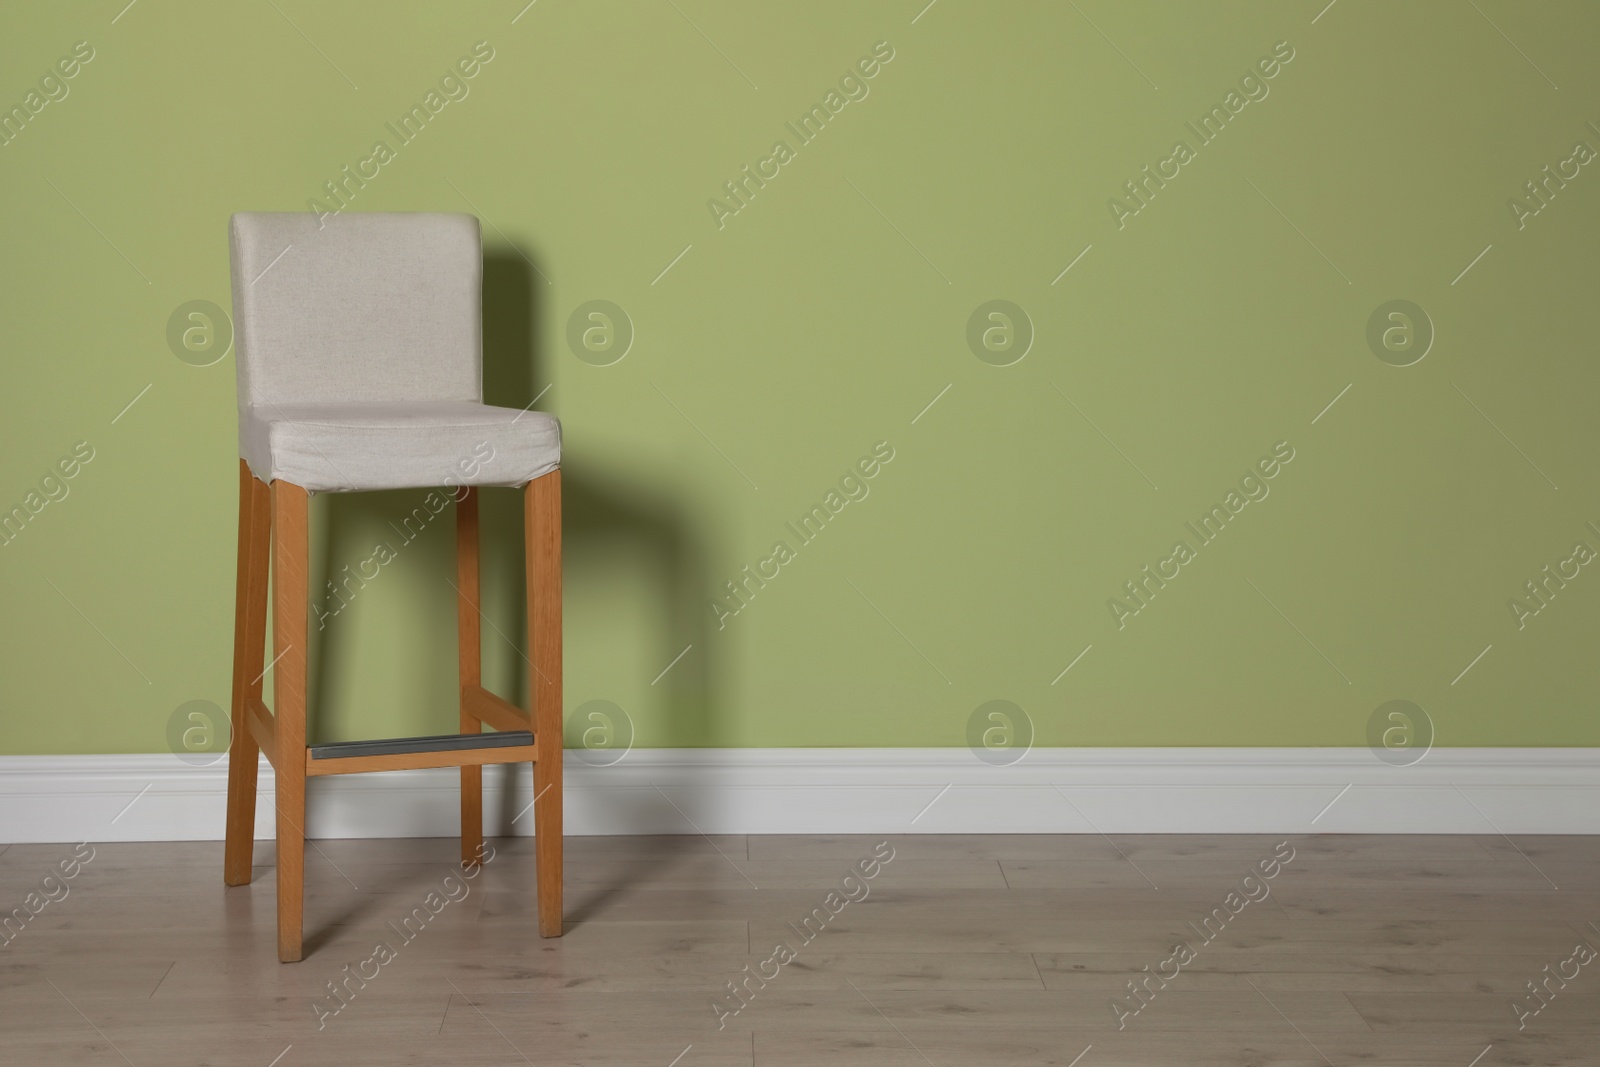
[221,212,563,962]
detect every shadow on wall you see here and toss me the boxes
[301,245,720,841]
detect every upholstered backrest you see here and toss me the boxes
[229,212,482,406]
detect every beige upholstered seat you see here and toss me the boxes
[229,211,560,492]
[238,400,560,493]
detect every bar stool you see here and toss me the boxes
[221,212,563,962]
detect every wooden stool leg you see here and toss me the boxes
[456,487,484,867]
[525,471,563,937]
[225,462,271,886]
[271,480,310,963]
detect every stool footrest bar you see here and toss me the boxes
[310,730,533,760]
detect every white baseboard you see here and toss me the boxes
[1,748,1597,843]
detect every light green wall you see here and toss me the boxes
[3,1,1598,754]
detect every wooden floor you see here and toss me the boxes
[1,833,1597,1065]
